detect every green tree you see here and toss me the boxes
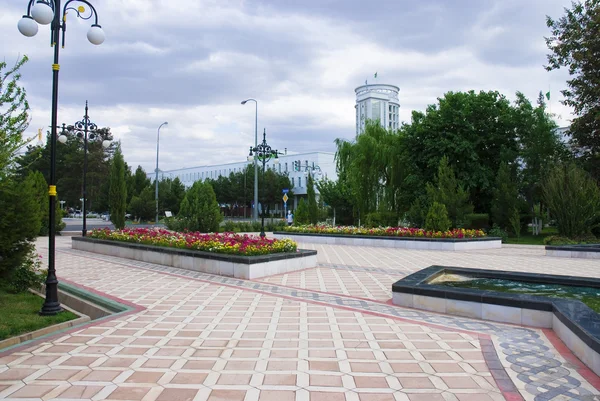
[131,165,150,198]
[294,198,310,225]
[546,0,600,178]
[0,56,30,179]
[307,174,319,224]
[109,144,127,229]
[0,179,40,283]
[178,181,223,232]
[317,178,354,226]
[17,127,115,212]
[426,156,473,228]
[491,163,520,231]
[25,171,64,235]
[129,186,154,221]
[404,91,519,212]
[425,202,451,232]
[543,163,600,238]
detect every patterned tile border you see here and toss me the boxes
[55,248,600,400]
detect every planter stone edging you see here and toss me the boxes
[72,237,317,280]
[546,244,600,259]
[273,232,501,251]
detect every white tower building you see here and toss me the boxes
[355,84,400,134]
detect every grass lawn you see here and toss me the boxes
[0,286,78,341]
[504,226,559,245]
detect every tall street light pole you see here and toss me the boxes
[58,101,111,236]
[18,0,105,316]
[241,99,258,220]
[155,122,168,224]
[248,129,280,238]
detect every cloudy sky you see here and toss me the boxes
[3,0,573,173]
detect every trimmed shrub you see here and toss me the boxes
[425,202,451,232]
[365,211,398,228]
[487,224,508,243]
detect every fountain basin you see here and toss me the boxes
[392,266,600,376]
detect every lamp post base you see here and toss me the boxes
[40,302,62,316]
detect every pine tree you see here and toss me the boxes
[109,144,127,229]
[294,198,310,225]
[426,156,473,228]
[491,163,519,231]
[178,181,223,232]
[425,202,451,232]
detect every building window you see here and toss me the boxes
[278,164,281,173]
[285,162,288,172]
[298,177,302,187]
[291,177,295,187]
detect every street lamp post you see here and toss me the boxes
[248,129,280,238]
[155,122,168,224]
[58,101,111,236]
[18,0,105,316]
[241,99,258,220]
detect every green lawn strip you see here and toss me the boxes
[0,287,78,341]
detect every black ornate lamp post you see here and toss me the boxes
[58,101,111,236]
[18,0,105,315]
[248,129,280,238]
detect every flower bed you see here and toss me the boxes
[89,228,297,256]
[283,225,486,239]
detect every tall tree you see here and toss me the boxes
[546,0,600,178]
[0,55,30,179]
[491,162,520,232]
[404,90,519,212]
[317,178,353,226]
[543,163,600,238]
[109,144,127,229]
[306,173,319,224]
[425,156,473,228]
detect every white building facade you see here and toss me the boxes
[355,84,400,134]
[151,152,337,210]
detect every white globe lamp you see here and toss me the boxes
[18,16,38,37]
[31,1,54,25]
[87,24,105,45]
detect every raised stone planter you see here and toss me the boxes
[546,244,600,259]
[273,232,501,251]
[72,237,317,279]
[392,266,600,377]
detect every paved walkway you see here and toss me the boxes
[0,237,598,401]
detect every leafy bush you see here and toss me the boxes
[487,224,508,242]
[543,236,578,245]
[365,211,398,228]
[6,251,45,293]
[465,213,490,230]
[544,234,597,245]
[543,163,600,238]
[425,202,451,232]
